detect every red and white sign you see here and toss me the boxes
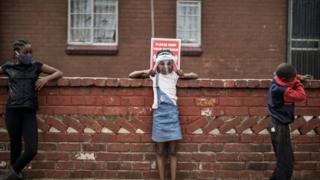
[150,38,181,70]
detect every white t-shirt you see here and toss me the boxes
[150,72,179,109]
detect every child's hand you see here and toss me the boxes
[176,69,184,77]
[148,69,156,76]
[300,74,313,82]
[35,77,49,91]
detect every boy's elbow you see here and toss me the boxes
[58,70,63,78]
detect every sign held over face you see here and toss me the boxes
[150,38,181,71]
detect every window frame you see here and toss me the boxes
[176,0,201,48]
[67,0,119,46]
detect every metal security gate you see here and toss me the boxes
[288,0,320,79]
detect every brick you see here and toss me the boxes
[239,152,263,161]
[98,117,120,133]
[247,80,260,88]
[31,162,55,169]
[25,170,46,179]
[82,143,106,151]
[295,162,318,170]
[202,118,224,134]
[199,143,224,152]
[252,116,270,134]
[94,78,106,86]
[240,134,269,143]
[207,135,239,143]
[249,107,268,115]
[74,161,105,170]
[184,117,208,134]
[46,96,71,105]
[223,80,235,88]
[37,116,51,132]
[46,152,69,161]
[117,134,141,142]
[57,143,80,151]
[219,117,241,134]
[296,108,320,116]
[216,153,238,161]
[119,153,144,161]
[55,162,74,170]
[69,79,81,87]
[247,162,268,170]
[91,134,117,143]
[195,97,218,106]
[260,80,271,88]
[219,97,243,106]
[69,171,92,178]
[44,116,67,132]
[224,107,248,115]
[107,143,130,152]
[222,162,245,170]
[79,116,102,132]
[62,116,84,133]
[294,152,311,161]
[80,78,94,86]
[179,107,201,116]
[130,143,154,152]
[243,97,266,106]
[236,117,257,133]
[95,153,120,161]
[295,144,320,152]
[103,107,128,115]
[201,162,223,170]
[299,118,320,135]
[192,153,215,162]
[38,143,57,151]
[127,107,152,116]
[130,117,152,133]
[178,143,198,152]
[57,78,70,86]
[46,170,70,178]
[115,118,136,133]
[121,97,144,106]
[77,106,104,115]
[177,162,197,170]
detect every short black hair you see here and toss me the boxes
[13,39,30,52]
[156,49,172,57]
[275,63,297,82]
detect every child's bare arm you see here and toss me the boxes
[36,64,63,90]
[176,69,198,79]
[129,69,155,78]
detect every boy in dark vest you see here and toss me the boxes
[268,63,311,180]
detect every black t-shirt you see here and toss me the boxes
[1,61,43,110]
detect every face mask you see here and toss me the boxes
[16,52,32,65]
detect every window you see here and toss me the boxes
[68,0,118,46]
[176,0,201,47]
[288,0,320,79]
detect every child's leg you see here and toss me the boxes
[270,124,294,180]
[12,108,38,174]
[4,108,23,168]
[168,141,178,180]
[156,142,166,180]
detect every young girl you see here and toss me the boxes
[0,40,63,180]
[129,50,198,180]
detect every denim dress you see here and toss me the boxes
[152,74,182,142]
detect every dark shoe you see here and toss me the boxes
[0,168,23,180]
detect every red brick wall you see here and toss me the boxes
[0,0,287,78]
[0,78,319,179]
